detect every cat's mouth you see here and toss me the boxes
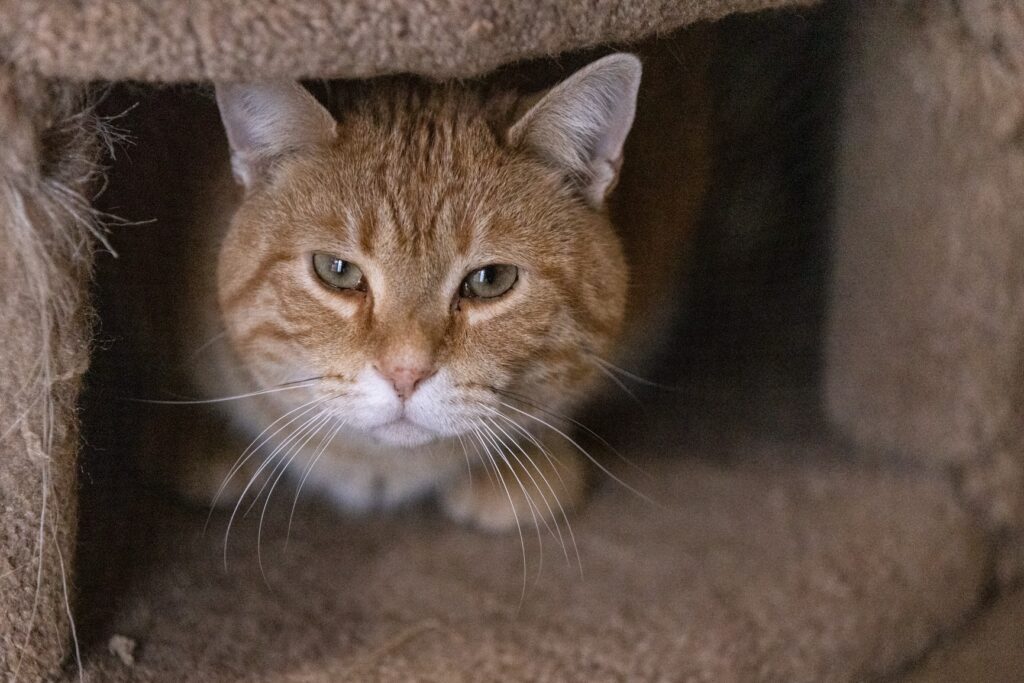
[371,417,437,448]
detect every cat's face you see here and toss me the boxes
[215,55,640,448]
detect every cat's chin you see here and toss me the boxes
[369,418,439,449]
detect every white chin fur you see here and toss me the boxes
[337,365,467,440]
[322,365,463,447]
[370,419,438,447]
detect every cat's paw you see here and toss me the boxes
[440,448,587,533]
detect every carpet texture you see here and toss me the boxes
[0,67,102,681]
[824,0,1024,585]
[905,588,1024,683]
[71,421,989,682]
[0,0,814,82]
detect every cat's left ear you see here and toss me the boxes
[508,53,641,207]
[215,81,337,189]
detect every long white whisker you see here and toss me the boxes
[219,395,337,568]
[287,418,346,544]
[482,416,564,556]
[245,411,329,518]
[128,380,321,405]
[589,354,682,391]
[454,431,476,490]
[457,418,498,486]
[481,405,568,482]
[498,400,663,509]
[485,417,577,576]
[207,393,330,525]
[478,419,549,524]
[235,408,326,539]
[256,412,332,580]
[476,422,543,528]
[225,409,326,571]
[484,410,580,572]
[469,427,528,606]
[238,407,327,518]
[476,420,547,587]
[495,388,651,481]
[591,360,642,406]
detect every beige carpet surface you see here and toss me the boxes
[903,589,1024,683]
[0,0,814,81]
[71,425,989,682]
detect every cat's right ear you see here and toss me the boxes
[215,82,337,189]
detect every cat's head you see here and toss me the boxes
[214,54,640,448]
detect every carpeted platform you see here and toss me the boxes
[905,589,1024,683]
[72,401,989,682]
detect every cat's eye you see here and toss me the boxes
[312,252,366,291]
[460,264,518,299]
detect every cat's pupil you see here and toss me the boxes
[312,252,365,291]
[461,264,517,299]
[476,267,496,284]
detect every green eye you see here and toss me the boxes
[312,252,366,291]
[460,264,518,299]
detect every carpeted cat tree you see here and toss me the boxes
[2,0,1023,680]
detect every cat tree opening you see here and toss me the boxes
[79,6,841,667]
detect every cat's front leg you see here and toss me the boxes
[440,439,587,533]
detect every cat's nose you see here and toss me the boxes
[375,361,435,400]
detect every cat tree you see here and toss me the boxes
[2,0,1022,679]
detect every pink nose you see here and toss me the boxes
[376,362,434,400]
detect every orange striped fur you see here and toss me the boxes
[164,50,707,532]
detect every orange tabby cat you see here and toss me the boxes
[165,52,703,531]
